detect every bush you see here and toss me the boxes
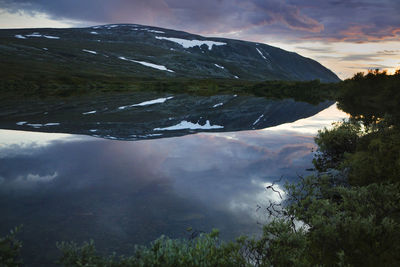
[57,229,248,267]
[243,219,309,266]
[0,226,23,266]
[313,120,361,172]
[345,129,400,185]
[285,176,400,266]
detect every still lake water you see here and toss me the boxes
[0,103,346,266]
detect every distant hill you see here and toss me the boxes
[0,24,340,83]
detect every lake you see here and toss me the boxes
[0,101,346,266]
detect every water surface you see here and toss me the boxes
[0,104,346,266]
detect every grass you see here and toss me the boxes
[0,60,338,104]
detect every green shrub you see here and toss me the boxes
[0,226,23,266]
[345,129,400,185]
[313,120,361,172]
[285,176,400,266]
[57,229,248,267]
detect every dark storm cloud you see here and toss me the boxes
[0,0,399,42]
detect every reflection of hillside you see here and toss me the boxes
[0,93,333,141]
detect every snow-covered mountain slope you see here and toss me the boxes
[0,24,340,82]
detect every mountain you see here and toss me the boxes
[0,24,340,83]
[0,92,333,140]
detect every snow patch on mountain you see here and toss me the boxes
[15,35,26,39]
[147,29,165,33]
[43,35,60,39]
[82,49,97,54]
[132,28,165,34]
[82,110,97,115]
[212,103,224,108]
[155,36,226,50]
[23,33,60,39]
[119,56,174,72]
[256,48,267,60]
[25,33,42,37]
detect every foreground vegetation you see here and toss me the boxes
[1,70,400,266]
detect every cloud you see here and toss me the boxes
[339,49,400,62]
[0,0,171,25]
[0,128,315,234]
[0,0,399,43]
[23,172,58,182]
[245,0,324,32]
[377,50,400,56]
[340,54,380,62]
[296,46,336,53]
[295,0,400,43]
[347,64,394,70]
[330,25,400,43]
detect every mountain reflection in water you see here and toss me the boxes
[0,104,347,266]
[1,94,333,141]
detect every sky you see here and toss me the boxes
[0,0,399,79]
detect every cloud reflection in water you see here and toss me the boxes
[0,103,348,264]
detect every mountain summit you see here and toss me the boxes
[0,24,339,82]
